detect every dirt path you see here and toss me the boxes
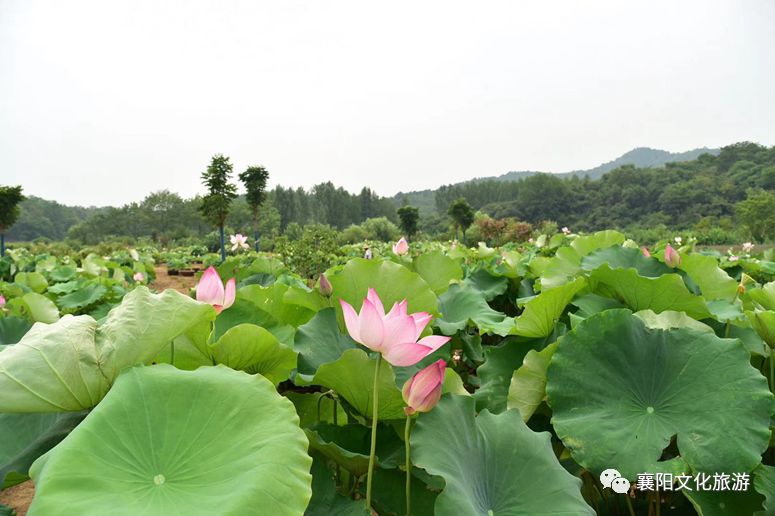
[0,480,34,515]
[149,265,199,294]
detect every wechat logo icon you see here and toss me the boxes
[600,468,630,494]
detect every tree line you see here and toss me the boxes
[4,142,775,247]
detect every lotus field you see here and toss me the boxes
[3,231,775,515]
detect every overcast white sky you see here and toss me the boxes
[1,1,774,206]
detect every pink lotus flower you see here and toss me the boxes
[729,255,739,263]
[743,242,754,253]
[0,295,5,307]
[641,246,651,258]
[393,237,409,256]
[340,288,450,367]
[230,233,249,251]
[664,244,681,268]
[402,359,446,415]
[561,227,571,235]
[318,273,333,297]
[133,272,145,282]
[196,266,236,314]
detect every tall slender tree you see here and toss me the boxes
[448,197,474,243]
[199,155,237,261]
[0,185,25,257]
[397,205,420,240]
[238,166,270,251]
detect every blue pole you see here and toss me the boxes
[219,225,226,262]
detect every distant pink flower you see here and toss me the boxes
[196,266,236,314]
[0,295,5,307]
[402,359,446,415]
[742,242,754,253]
[562,227,571,235]
[393,237,409,256]
[664,245,681,268]
[528,238,534,244]
[340,288,450,367]
[230,233,249,251]
[729,255,739,263]
[133,272,145,282]
[641,246,651,258]
[674,236,682,245]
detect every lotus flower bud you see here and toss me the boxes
[641,246,650,258]
[318,273,333,297]
[402,359,446,415]
[664,245,681,268]
[0,295,5,307]
[196,266,236,314]
[393,237,409,256]
[133,272,145,282]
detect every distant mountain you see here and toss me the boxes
[392,146,720,214]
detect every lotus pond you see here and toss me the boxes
[2,231,775,515]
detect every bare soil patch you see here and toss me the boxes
[0,480,34,516]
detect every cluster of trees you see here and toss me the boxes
[425,143,775,240]
[272,185,397,230]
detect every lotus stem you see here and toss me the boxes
[405,415,412,516]
[625,494,636,516]
[366,354,381,509]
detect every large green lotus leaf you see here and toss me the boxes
[0,316,32,345]
[21,293,59,323]
[55,284,107,311]
[213,297,292,343]
[0,315,108,412]
[679,253,739,301]
[513,277,585,338]
[707,299,746,323]
[546,309,774,480]
[239,283,316,327]
[748,309,775,348]
[461,269,509,301]
[507,341,557,422]
[293,308,357,378]
[571,293,625,318]
[0,412,86,488]
[48,265,76,283]
[14,272,48,293]
[326,258,438,321]
[305,457,369,516]
[539,247,582,290]
[412,251,463,295]
[209,324,297,385]
[299,349,406,420]
[46,280,81,295]
[283,285,330,314]
[581,245,671,278]
[754,464,775,515]
[411,395,594,515]
[570,230,625,256]
[748,282,775,311]
[436,284,515,336]
[633,309,715,334]
[473,337,540,414]
[96,287,216,379]
[683,486,765,516]
[29,365,313,516]
[590,265,712,319]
